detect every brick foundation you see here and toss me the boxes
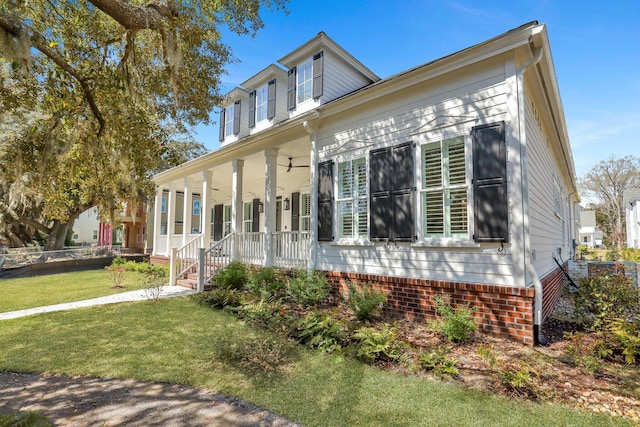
[541,264,566,322]
[323,271,540,345]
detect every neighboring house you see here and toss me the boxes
[150,22,579,345]
[578,209,600,248]
[73,204,146,252]
[625,188,640,249]
[72,207,100,245]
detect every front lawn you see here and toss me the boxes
[0,296,628,427]
[0,269,148,312]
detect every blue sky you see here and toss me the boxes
[194,0,639,180]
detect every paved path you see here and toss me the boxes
[0,286,197,321]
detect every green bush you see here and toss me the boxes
[621,247,640,262]
[247,266,285,298]
[605,247,621,261]
[418,347,459,379]
[295,310,347,353]
[429,294,477,343]
[574,273,640,330]
[286,270,331,306]
[352,324,410,364]
[561,332,612,375]
[214,332,295,377]
[576,245,589,260]
[609,318,640,364]
[214,261,248,290]
[0,410,52,426]
[344,281,387,322]
[198,288,243,308]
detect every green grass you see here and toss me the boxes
[0,270,148,312]
[0,296,630,427]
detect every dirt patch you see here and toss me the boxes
[0,371,298,426]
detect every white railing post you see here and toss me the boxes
[169,247,177,286]
[197,247,205,292]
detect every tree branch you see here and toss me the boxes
[88,0,178,30]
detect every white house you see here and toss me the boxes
[625,188,640,249]
[71,207,100,245]
[150,22,579,345]
[578,209,600,248]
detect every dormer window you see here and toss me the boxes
[224,103,235,136]
[256,85,268,123]
[219,99,242,141]
[297,59,313,104]
[248,79,277,128]
[287,51,323,110]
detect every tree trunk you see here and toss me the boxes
[44,220,70,251]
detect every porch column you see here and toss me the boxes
[152,186,162,255]
[166,181,176,256]
[264,148,278,266]
[231,159,244,260]
[201,169,213,247]
[308,127,319,271]
[182,176,192,246]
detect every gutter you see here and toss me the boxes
[516,46,547,345]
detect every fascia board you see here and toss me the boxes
[241,64,287,89]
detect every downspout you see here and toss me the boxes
[516,46,546,345]
[303,112,321,271]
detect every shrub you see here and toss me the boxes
[286,270,331,306]
[247,266,285,298]
[621,247,640,262]
[429,294,477,343]
[576,245,589,260]
[352,324,411,364]
[605,247,621,261]
[214,261,248,290]
[344,281,387,322]
[215,333,295,377]
[0,410,52,426]
[499,361,542,399]
[198,288,243,308]
[418,347,459,379]
[235,299,292,335]
[574,273,640,330]
[295,310,347,353]
[609,318,640,364]
[561,332,612,375]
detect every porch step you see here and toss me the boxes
[176,278,198,290]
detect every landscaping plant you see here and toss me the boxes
[213,261,249,290]
[344,281,387,322]
[246,266,286,299]
[285,269,331,306]
[295,310,348,353]
[429,294,477,343]
[417,346,459,379]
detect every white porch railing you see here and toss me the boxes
[170,234,203,286]
[200,233,235,290]
[238,232,265,265]
[273,231,310,269]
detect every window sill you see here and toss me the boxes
[330,239,375,247]
[412,239,481,248]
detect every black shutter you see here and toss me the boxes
[472,121,508,242]
[392,142,415,241]
[318,160,333,241]
[267,79,276,119]
[313,51,324,99]
[287,67,296,110]
[213,204,223,240]
[370,147,392,241]
[233,100,241,135]
[248,90,256,128]
[291,192,300,232]
[219,109,225,142]
[252,198,260,232]
[370,142,415,242]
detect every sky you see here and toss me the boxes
[194,0,640,180]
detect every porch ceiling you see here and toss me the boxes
[158,135,312,203]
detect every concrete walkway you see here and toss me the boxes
[0,286,197,321]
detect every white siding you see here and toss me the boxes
[525,95,572,276]
[628,202,640,248]
[322,50,372,103]
[315,62,517,286]
[72,207,100,244]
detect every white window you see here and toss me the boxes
[193,200,201,216]
[256,85,268,123]
[72,233,78,240]
[223,205,232,236]
[337,158,367,239]
[161,196,166,214]
[300,193,311,231]
[421,136,468,238]
[224,103,235,137]
[297,59,313,104]
[243,202,253,232]
[92,230,98,240]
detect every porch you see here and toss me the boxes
[156,230,311,291]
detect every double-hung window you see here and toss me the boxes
[300,193,311,231]
[297,59,313,104]
[256,85,268,123]
[224,103,235,137]
[223,205,232,236]
[243,202,253,232]
[337,158,368,239]
[421,136,468,238]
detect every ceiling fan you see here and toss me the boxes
[279,157,310,172]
